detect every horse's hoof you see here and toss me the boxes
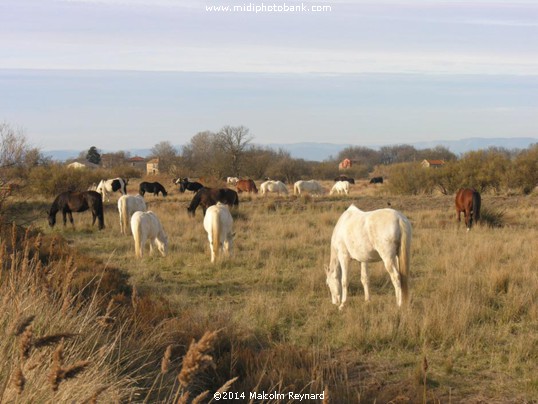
[338,304,345,311]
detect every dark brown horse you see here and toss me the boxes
[455,188,481,230]
[48,191,104,230]
[139,181,167,197]
[187,188,239,217]
[236,179,258,194]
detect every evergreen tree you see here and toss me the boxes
[86,146,101,165]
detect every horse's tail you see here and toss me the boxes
[294,183,299,195]
[132,217,142,258]
[212,211,221,262]
[120,197,129,235]
[398,217,412,305]
[472,191,481,223]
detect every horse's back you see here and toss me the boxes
[333,205,410,262]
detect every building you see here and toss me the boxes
[146,158,160,175]
[421,159,446,168]
[66,160,99,170]
[127,156,147,172]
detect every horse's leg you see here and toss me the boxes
[337,252,351,310]
[91,211,97,227]
[149,238,154,256]
[383,256,402,307]
[465,208,471,230]
[62,211,68,226]
[360,262,371,303]
[209,236,216,263]
[140,234,147,257]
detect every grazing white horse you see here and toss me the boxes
[203,203,234,263]
[326,204,412,310]
[118,194,147,235]
[330,181,350,196]
[226,177,240,186]
[96,178,128,202]
[260,180,288,196]
[293,180,324,196]
[130,211,168,258]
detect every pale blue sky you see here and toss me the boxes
[1,0,537,151]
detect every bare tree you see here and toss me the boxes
[0,123,34,168]
[149,141,179,174]
[216,126,254,176]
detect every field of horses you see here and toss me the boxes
[12,178,538,402]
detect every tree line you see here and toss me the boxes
[1,123,537,196]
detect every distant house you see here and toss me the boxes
[421,159,446,168]
[127,156,147,172]
[66,160,99,170]
[146,158,160,175]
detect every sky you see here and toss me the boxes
[1,0,537,152]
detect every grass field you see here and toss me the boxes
[6,178,538,403]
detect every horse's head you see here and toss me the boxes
[325,265,342,307]
[156,233,168,257]
[48,212,56,228]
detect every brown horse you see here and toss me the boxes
[455,188,481,230]
[187,187,239,217]
[48,191,105,230]
[236,179,258,194]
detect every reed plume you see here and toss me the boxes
[178,330,219,388]
[11,366,25,395]
[11,315,35,336]
[19,324,34,360]
[161,345,173,374]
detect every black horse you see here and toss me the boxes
[334,175,355,184]
[177,178,204,193]
[139,181,168,197]
[48,191,104,230]
[187,187,239,217]
[369,176,383,184]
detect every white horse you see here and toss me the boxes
[203,203,234,263]
[96,178,128,202]
[330,181,350,196]
[293,180,324,196]
[260,180,288,196]
[326,204,412,310]
[227,177,240,186]
[130,211,168,258]
[118,194,147,235]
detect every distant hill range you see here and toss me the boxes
[43,137,537,162]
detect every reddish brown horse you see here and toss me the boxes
[236,179,258,194]
[455,188,481,230]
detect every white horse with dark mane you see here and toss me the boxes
[326,204,412,309]
[330,181,350,196]
[130,211,168,258]
[203,202,234,263]
[260,180,288,196]
[293,180,324,196]
[96,178,128,202]
[118,194,146,235]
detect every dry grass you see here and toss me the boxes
[3,178,538,402]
